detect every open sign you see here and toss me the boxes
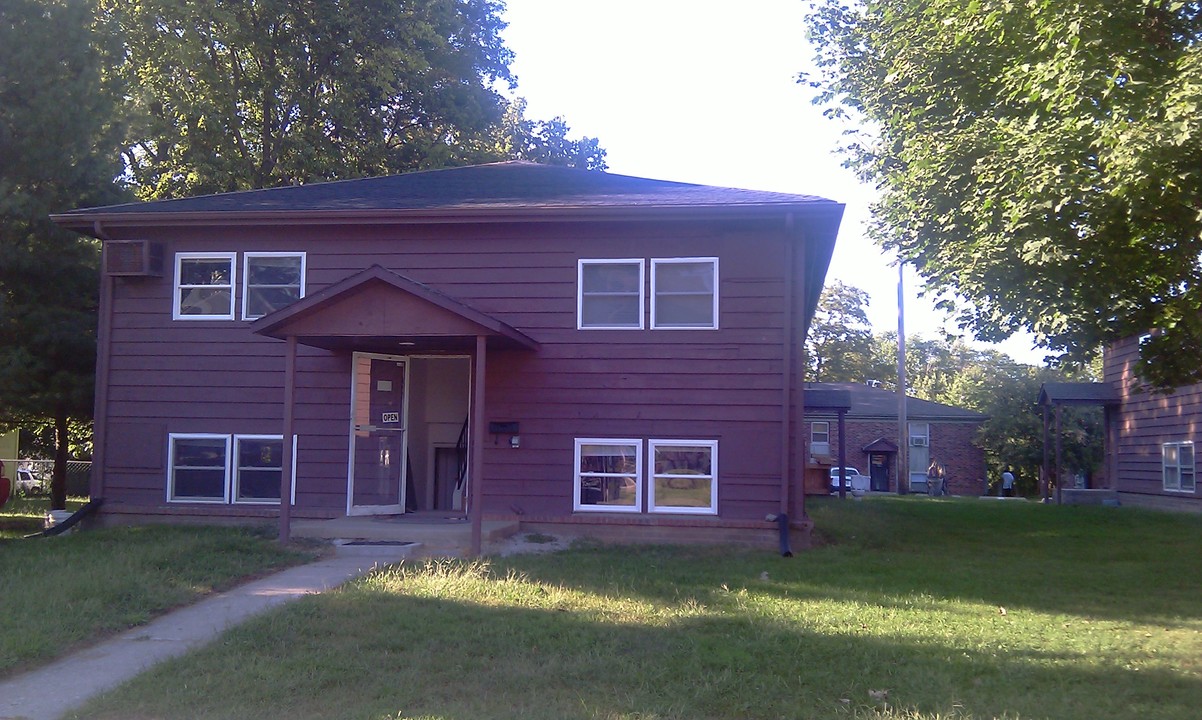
[381,412,400,424]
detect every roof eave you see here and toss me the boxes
[51,201,847,235]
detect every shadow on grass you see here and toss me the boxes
[503,497,1202,627]
[76,568,1201,720]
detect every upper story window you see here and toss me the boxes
[175,253,235,320]
[578,259,644,329]
[1163,441,1196,493]
[243,253,306,320]
[651,258,718,329]
[173,251,305,321]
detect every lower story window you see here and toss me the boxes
[234,436,284,503]
[574,439,641,512]
[574,437,718,515]
[169,433,290,504]
[649,440,718,514]
[168,434,230,503]
[1163,441,1196,493]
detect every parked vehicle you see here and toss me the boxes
[16,467,42,495]
[830,466,871,494]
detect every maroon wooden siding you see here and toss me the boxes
[1105,336,1202,509]
[97,218,803,522]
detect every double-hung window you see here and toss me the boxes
[243,253,306,320]
[574,438,718,515]
[168,434,232,502]
[175,253,236,320]
[651,258,718,329]
[1163,441,1196,493]
[168,433,290,504]
[574,439,642,512]
[233,435,285,503]
[649,440,718,514]
[811,421,831,456]
[578,259,644,329]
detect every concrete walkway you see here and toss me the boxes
[0,544,416,720]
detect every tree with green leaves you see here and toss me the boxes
[805,280,878,382]
[102,0,604,199]
[0,0,128,508]
[869,331,1104,495]
[805,1,1202,388]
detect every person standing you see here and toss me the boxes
[1001,468,1015,497]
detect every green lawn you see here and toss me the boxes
[0,494,88,539]
[0,500,319,677]
[74,497,1202,719]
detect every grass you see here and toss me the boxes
[0,494,88,539]
[0,500,320,677]
[73,497,1202,719]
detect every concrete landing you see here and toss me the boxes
[291,515,520,556]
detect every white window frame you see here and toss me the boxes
[650,257,719,330]
[242,252,307,320]
[648,439,718,515]
[577,259,645,330]
[233,434,285,504]
[811,421,831,455]
[168,433,296,504]
[167,433,231,503]
[174,252,236,320]
[1163,441,1196,493]
[573,438,643,513]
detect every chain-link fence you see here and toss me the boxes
[0,459,91,497]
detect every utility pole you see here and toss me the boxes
[897,261,908,495]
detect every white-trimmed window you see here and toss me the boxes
[574,439,642,512]
[649,440,718,514]
[578,259,644,329]
[175,253,236,320]
[1163,441,1196,493]
[243,253,306,320]
[168,433,231,502]
[811,421,831,455]
[651,257,718,329]
[233,435,284,503]
[169,433,294,504]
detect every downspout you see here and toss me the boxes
[91,222,115,501]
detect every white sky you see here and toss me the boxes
[500,0,1046,365]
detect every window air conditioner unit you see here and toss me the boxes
[105,240,164,277]
[910,436,928,447]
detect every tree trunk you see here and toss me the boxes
[50,410,69,511]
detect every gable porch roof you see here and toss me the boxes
[250,264,538,352]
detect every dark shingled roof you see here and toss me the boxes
[805,382,987,422]
[53,161,842,219]
[1038,382,1120,406]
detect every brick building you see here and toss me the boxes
[804,382,988,496]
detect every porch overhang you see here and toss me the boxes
[250,264,539,352]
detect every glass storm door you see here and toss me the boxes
[348,354,408,515]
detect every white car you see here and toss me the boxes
[829,466,870,494]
